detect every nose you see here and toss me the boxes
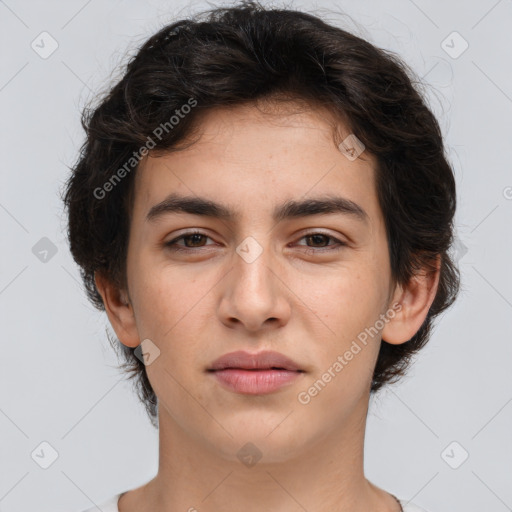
[217,240,291,333]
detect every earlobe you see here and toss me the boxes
[382,256,441,345]
[94,271,140,348]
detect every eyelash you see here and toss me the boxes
[165,230,346,254]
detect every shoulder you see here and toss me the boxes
[399,499,431,512]
[79,493,122,512]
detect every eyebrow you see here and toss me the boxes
[146,193,369,224]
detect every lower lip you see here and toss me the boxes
[210,369,303,394]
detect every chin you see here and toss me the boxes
[203,418,314,464]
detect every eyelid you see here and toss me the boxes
[296,229,346,243]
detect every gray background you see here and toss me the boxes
[1,0,511,511]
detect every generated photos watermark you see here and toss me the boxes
[93,97,198,200]
[297,302,402,405]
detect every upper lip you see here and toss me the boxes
[208,350,304,372]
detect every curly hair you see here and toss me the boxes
[62,0,460,427]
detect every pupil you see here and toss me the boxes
[186,234,204,247]
[310,234,327,247]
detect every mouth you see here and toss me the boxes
[207,350,305,395]
[207,367,304,372]
[208,368,304,394]
[207,350,304,372]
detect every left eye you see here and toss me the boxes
[299,233,347,254]
[296,233,344,250]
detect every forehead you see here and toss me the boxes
[132,102,380,224]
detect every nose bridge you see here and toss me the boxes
[233,235,277,299]
[219,234,289,330]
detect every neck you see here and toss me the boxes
[125,390,400,512]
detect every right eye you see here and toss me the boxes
[165,231,216,251]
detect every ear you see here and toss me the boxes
[94,271,140,348]
[382,255,441,345]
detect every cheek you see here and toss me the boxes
[301,262,386,377]
[126,247,173,339]
[302,272,384,407]
[302,262,382,327]
[129,262,212,363]
[133,272,184,337]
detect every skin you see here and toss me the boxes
[96,101,440,512]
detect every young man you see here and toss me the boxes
[64,2,459,511]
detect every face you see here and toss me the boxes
[104,102,415,462]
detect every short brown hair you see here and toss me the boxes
[63,1,460,427]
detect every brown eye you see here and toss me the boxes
[295,232,346,254]
[165,231,215,251]
[305,234,331,247]
[180,233,208,247]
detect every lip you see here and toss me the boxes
[207,350,305,395]
[208,350,303,372]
